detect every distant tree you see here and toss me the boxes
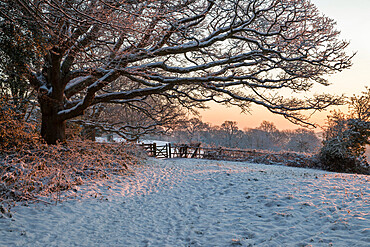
[176,117,209,143]
[257,121,278,133]
[245,128,265,149]
[203,125,222,147]
[163,118,322,153]
[1,0,352,144]
[286,128,320,153]
[220,121,240,147]
[254,121,281,150]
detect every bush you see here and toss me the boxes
[0,98,145,211]
[319,88,370,174]
[0,96,41,152]
[319,137,369,174]
[0,141,143,209]
[319,115,370,174]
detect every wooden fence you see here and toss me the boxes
[140,143,171,158]
[139,143,317,169]
[139,143,265,160]
[140,143,202,159]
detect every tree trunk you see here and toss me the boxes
[39,97,66,144]
[41,114,66,144]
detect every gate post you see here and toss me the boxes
[168,143,171,158]
[153,143,157,157]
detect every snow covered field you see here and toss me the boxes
[1,158,369,246]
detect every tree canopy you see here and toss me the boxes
[0,0,353,144]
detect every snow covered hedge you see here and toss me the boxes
[319,116,370,174]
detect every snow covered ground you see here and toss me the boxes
[1,158,369,246]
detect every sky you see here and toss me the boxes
[200,0,370,131]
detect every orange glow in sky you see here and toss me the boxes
[200,0,370,131]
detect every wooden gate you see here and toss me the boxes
[139,143,201,159]
[140,143,171,158]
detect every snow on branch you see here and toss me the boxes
[2,0,354,143]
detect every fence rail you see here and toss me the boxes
[140,143,171,158]
[140,143,203,158]
[138,143,317,169]
[139,143,266,160]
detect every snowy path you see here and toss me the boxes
[1,158,369,246]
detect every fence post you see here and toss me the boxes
[191,143,201,158]
[168,143,171,158]
[153,143,157,157]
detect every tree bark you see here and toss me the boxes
[39,96,66,144]
[41,114,66,144]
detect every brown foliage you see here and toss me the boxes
[0,97,144,210]
[0,96,41,152]
[0,141,143,209]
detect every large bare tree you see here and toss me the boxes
[0,0,352,144]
